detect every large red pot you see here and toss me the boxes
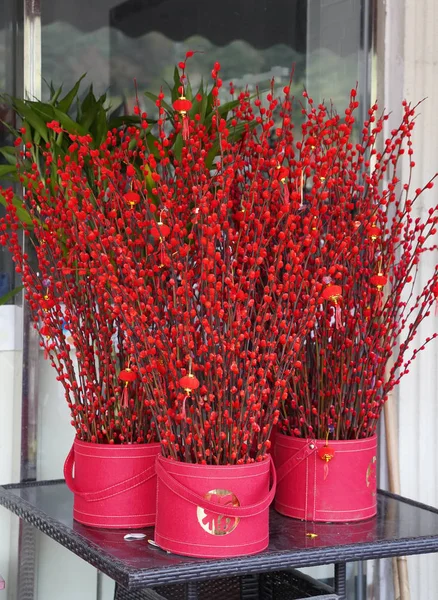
[64,438,161,528]
[154,455,276,558]
[273,434,377,522]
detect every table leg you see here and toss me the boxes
[113,583,168,600]
[334,563,347,600]
[241,573,260,599]
[186,580,198,600]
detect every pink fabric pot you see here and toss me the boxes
[154,455,276,558]
[274,434,377,522]
[64,439,161,528]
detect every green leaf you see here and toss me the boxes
[11,99,48,142]
[145,132,161,159]
[0,164,17,179]
[49,84,63,105]
[0,191,34,227]
[217,98,240,118]
[173,133,183,161]
[0,285,23,306]
[0,147,18,165]
[144,92,174,116]
[93,106,108,146]
[172,66,182,102]
[28,102,54,119]
[53,108,86,136]
[58,74,86,113]
[107,115,141,129]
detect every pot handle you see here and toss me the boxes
[63,444,156,503]
[155,455,276,519]
[275,440,318,484]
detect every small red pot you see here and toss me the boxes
[274,434,377,522]
[154,455,276,558]
[64,438,161,528]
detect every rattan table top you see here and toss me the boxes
[1,481,438,590]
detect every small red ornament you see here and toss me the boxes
[367,225,381,241]
[322,285,342,329]
[119,368,137,382]
[40,325,51,337]
[151,221,171,240]
[173,96,192,141]
[119,368,137,408]
[370,272,387,291]
[179,373,200,392]
[321,284,342,302]
[318,445,335,462]
[124,191,140,207]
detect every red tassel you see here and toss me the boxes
[374,292,382,312]
[182,116,190,141]
[282,181,290,205]
[123,383,129,408]
[335,304,342,329]
[181,395,188,421]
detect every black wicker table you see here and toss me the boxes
[2,481,438,600]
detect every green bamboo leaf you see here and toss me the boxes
[0,147,17,165]
[11,99,48,142]
[144,92,173,116]
[0,164,17,179]
[173,133,183,161]
[93,106,108,146]
[0,285,23,306]
[52,108,86,136]
[145,132,161,159]
[49,84,63,105]
[172,66,182,103]
[29,101,56,122]
[57,74,86,113]
[107,115,141,129]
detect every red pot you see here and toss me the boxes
[154,455,276,558]
[64,438,161,528]
[273,434,377,522]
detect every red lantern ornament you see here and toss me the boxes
[124,191,140,208]
[322,285,342,329]
[179,373,200,392]
[370,272,387,291]
[173,96,192,141]
[318,445,336,481]
[233,209,246,223]
[318,445,335,462]
[367,225,381,241]
[370,272,387,311]
[151,220,171,241]
[119,368,137,408]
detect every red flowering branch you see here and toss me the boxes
[280,94,438,440]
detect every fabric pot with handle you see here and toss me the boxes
[64,438,161,528]
[273,434,377,522]
[154,454,276,558]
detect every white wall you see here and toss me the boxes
[377,0,438,598]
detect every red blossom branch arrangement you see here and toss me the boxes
[1,59,334,464]
[280,94,438,441]
[3,56,434,459]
